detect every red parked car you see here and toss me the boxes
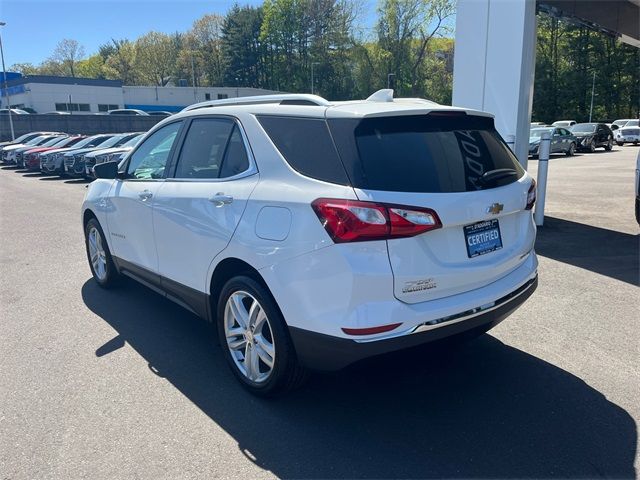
[23,136,86,171]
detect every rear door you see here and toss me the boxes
[153,116,259,292]
[329,113,536,304]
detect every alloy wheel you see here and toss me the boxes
[224,291,276,383]
[88,227,107,281]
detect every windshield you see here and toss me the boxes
[613,120,630,127]
[11,133,35,143]
[571,124,596,133]
[55,137,81,148]
[95,135,126,149]
[41,137,66,147]
[72,136,100,149]
[85,135,115,148]
[623,120,639,128]
[530,128,553,138]
[123,134,144,147]
[25,136,47,145]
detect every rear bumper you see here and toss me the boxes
[290,275,537,371]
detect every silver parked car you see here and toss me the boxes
[529,127,577,157]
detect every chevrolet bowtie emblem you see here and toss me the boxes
[487,203,504,215]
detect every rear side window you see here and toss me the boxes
[258,116,349,185]
[175,118,234,179]
[328,114,524,193]
[174,118,250,179]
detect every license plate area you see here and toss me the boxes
[464,219,503,258]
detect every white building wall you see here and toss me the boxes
[22,83,124,113]
[123,86,280,111]
[5,80,279,114]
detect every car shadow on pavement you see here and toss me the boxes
[536,216,639,286]
[82,278,637,479]
[64,178,92,184]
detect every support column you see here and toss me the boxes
[452,0,537,169]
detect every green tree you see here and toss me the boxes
[222,5,266,88]
[134,32,178,86]
[375,0,454,95]
[76,54,106,79]
[189,14,226,86]
[102,39,139,84]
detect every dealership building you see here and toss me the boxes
[1,75,279,113]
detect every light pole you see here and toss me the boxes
[310,62,319,95]
[589,70,596,123]
[387,73,396,90]
[0,21,15,141]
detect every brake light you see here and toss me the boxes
[311,198,442,243]
[526,179,536,210]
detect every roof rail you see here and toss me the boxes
[182,94,331,112]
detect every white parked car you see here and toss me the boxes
[82,90,539,395]
[552,120,576,127]
[615,119,639,146]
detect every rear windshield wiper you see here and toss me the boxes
[478,168,519,186]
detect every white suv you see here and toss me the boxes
[83,90,538,396]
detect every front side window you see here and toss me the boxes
[126,122,182,179]
[174,118,250,179]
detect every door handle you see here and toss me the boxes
[138,190,153,201]
[208,193,233,207]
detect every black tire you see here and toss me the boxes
[84,218,120,288]
[617,141,624,146]
[565,143,575,156]
[604,139,613,151]
[634,141,638,146]
[216,275,308,397]
[589,140,596,153]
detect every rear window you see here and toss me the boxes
[328,114,524,193]
[257,116,350,185]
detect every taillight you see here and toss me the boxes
[526,179,536,210]
[311,198,442,243]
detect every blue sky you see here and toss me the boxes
[0,0,266,67]
[0,0,384,68]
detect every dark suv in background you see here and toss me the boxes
[570,123,614,152]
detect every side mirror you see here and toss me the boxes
[93,161,120,179]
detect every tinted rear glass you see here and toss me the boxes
[328,114,524,193]
[257,116,350,185]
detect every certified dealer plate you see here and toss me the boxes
[464,219,503,258]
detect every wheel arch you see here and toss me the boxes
[209,257,273,322]
[82,208,97,228]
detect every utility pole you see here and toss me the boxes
[311,62,319,95]
[0,21,15,140]
[589,70,596,122]
[191,52,197,102]
[387,73,396,90]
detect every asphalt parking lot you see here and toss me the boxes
[1,146,638,479]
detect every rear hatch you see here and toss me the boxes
[328,112,536,304]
